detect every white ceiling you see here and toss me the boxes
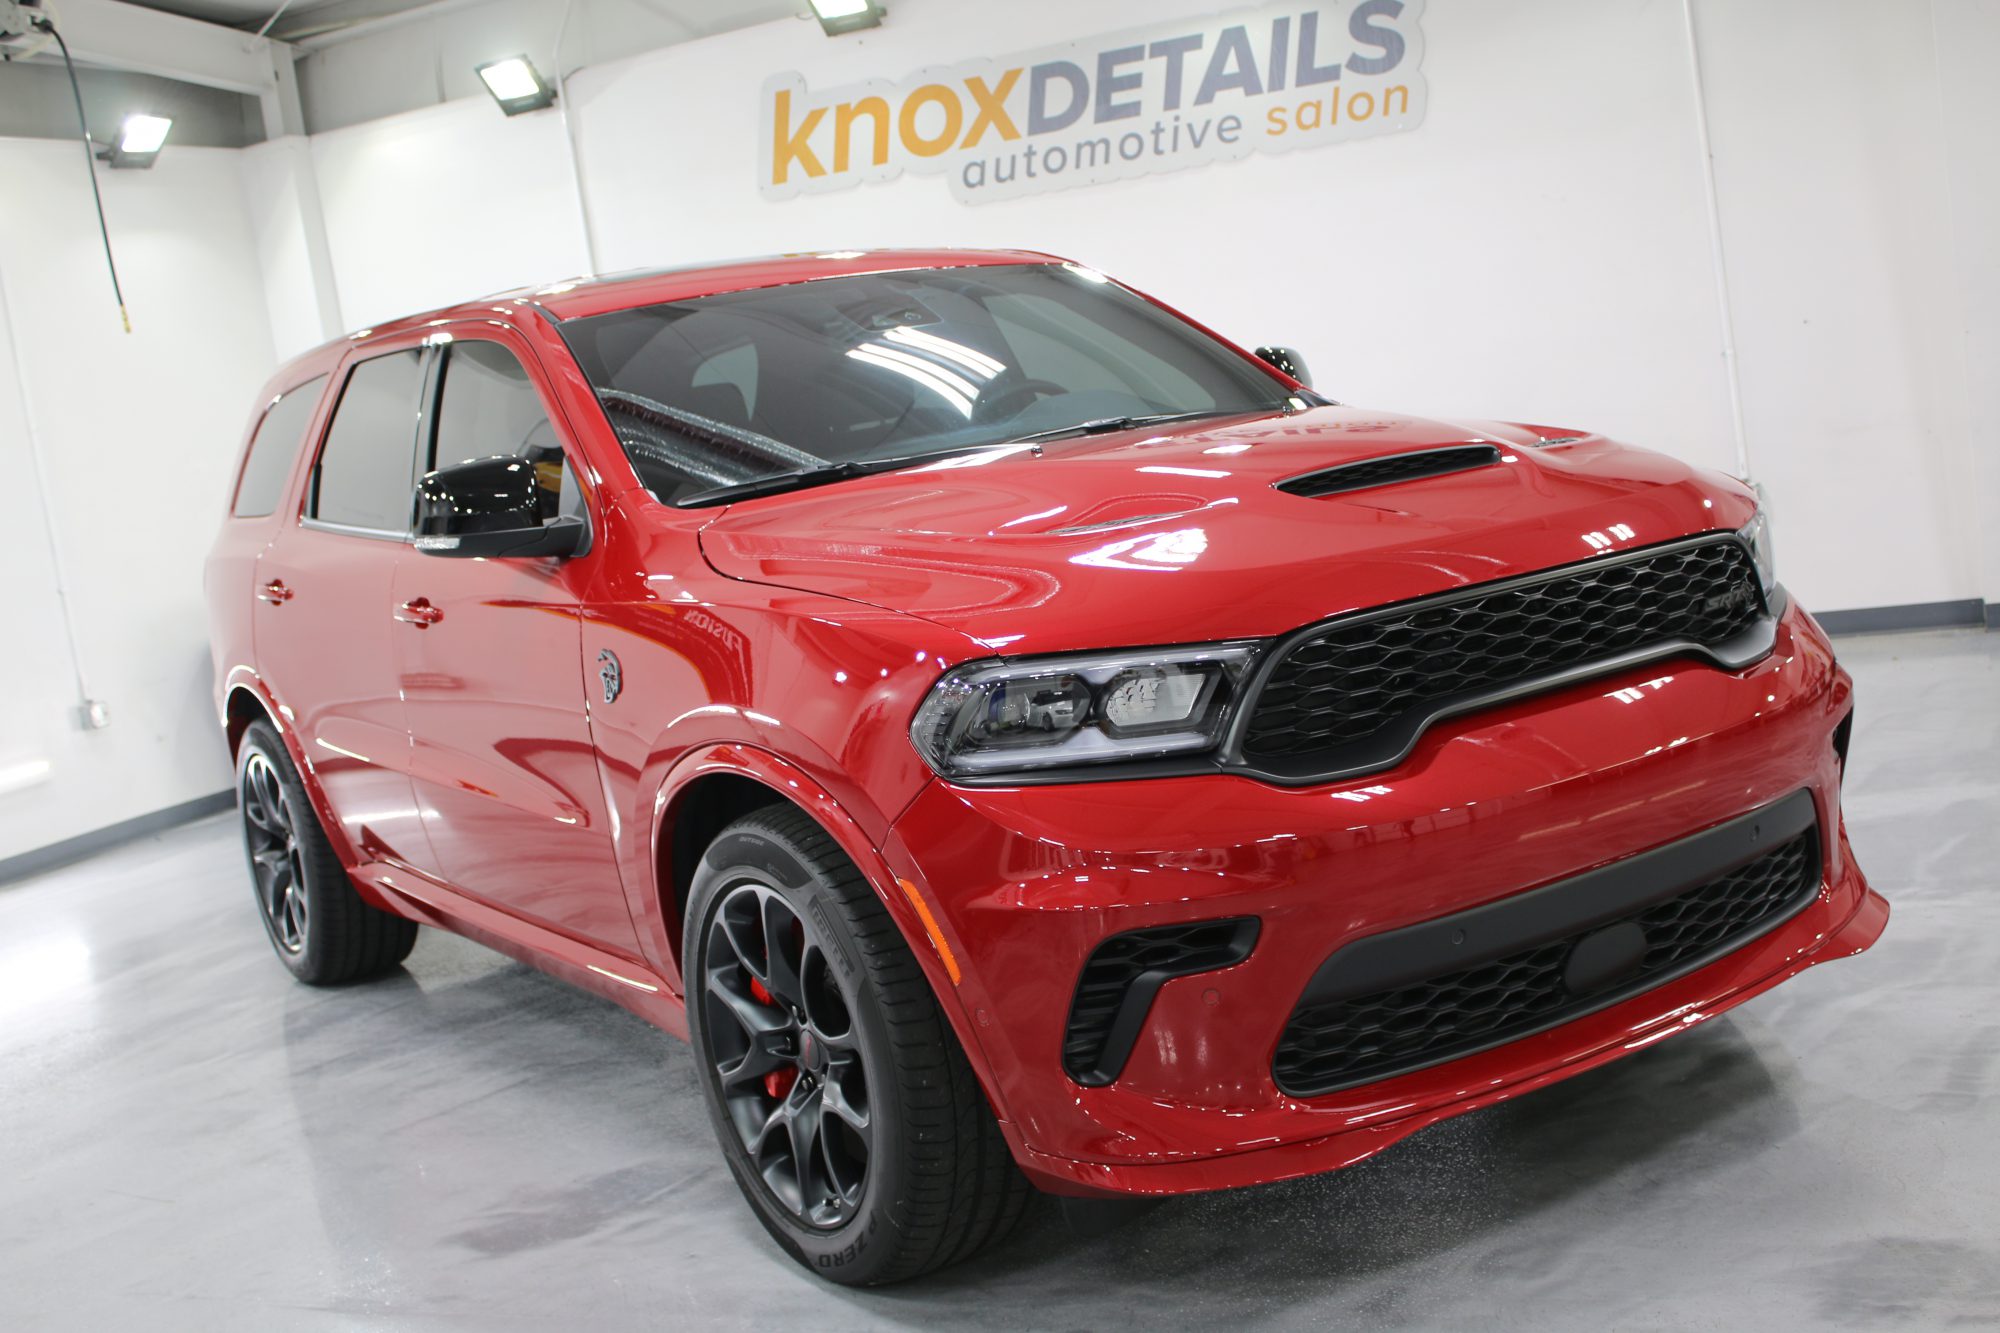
[57,0,802,135]
[118,0,388,31]
[120,0,793,43]
[120,0,426,33]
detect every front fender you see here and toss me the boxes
[634,741,1017,1137]
[635,740,914,987]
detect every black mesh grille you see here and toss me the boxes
[1064,919,1256,1083]
[1272,830,1819,1097]
[1240,537,1764,773]
[1277,445,1502,498]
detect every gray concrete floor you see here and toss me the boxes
[2,628,1996,1331]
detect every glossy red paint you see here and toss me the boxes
[205,250,1883,1202]
[882,601,1877,1192]
[695,410,1744,654]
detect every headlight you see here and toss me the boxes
[1739,511,1777,596]
[911,643,1259,778]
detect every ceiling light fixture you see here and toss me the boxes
[476,56,556,115]
[808,0,885,37]
[99,113,171,169]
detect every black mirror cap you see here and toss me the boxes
[414,456,584,559]
[1254,345,1312,389]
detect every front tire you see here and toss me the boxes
[684,805,1031,1284]
[236,719,417,985]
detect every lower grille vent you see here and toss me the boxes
[1064,918,1258,1085]
[1273,821,1819,1097]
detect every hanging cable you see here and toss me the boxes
[554,0,602,274]
[33,16,133,333]
[254,0,297,38]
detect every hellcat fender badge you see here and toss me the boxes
[597,648,622,704]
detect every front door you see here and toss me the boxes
[391,331,637,954]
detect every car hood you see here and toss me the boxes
[696,406,1755,657]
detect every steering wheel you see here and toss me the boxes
[976,377,1068,424]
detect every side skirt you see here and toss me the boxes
[358,859,689,1039]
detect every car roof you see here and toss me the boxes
[398,246,1064,335]
[508,247,1069,321]
[263,248,1071,397]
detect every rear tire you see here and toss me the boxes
[236,719,417,985]
[684,804,1031,1284]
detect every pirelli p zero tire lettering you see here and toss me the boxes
[683,803,1031,1285]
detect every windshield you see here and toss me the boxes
[558,263,1300,505]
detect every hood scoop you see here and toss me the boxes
[1277,444,1503,499]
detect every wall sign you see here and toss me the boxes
[760,1,1427,206]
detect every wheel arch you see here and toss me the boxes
[218,670,357,873]
[224,682,273,758]
[649,747,975,1027]
[651,745,906,971]
[660,767,790,961]
[649,744,1011,1137]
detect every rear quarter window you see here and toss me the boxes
[232,375,328,518]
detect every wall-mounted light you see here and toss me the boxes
[809,0,885,37]
[98,114,171,169]
[475,56,556,115]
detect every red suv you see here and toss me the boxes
[205,250,1885,1283]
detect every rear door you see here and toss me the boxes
[207,371,330,719]
[390,330,637,953]
[253,344,430,870]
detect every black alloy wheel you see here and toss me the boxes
[703,882,872,1228]
[234,719,418,985]
[241,750,308,955]
[684,806,1032,1284]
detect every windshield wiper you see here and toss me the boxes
[674,442,1035,508]
[1002,408,1258,447]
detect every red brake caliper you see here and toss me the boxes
[748,974,797,1100]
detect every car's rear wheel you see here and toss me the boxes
[236,719,417,984]
[685,804,1031,1283]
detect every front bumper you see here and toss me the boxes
[881,602,1885,1196]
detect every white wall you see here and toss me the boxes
[238,136,344,356]
[0,140,277,864]
[311,0,1993,617]
[1929,0,2000,621]
[308,96,590,334]
[573,0,1742,472]
[292,0,797,134]
[5,0,1994,862]
[1691,0,1983,614]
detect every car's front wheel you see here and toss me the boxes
[684,805,1031,1283]
[236,719,417,984]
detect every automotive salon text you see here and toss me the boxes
[760,0,1429,205]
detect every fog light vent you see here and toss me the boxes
[1063,918,1258,1086]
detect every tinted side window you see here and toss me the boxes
[233,375,328,518]
[432,341,567,523]
[312,350,425,532]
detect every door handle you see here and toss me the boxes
[257,580,293,604]
[394,597,443,627]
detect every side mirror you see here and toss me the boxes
[413,456,585,559]
[1254,345,1312,389]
